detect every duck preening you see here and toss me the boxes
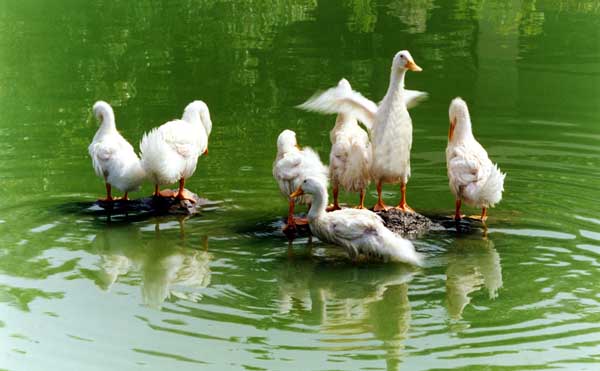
[290,177,422,265]
[273,130,328,232]
[446,98,505,222]
[88,101,146,202]
[140,100,212,203]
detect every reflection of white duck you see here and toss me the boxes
[277,261,414,365]
[88,101,146,201]
[142,248,211,309]
[298,51,426,212]
[91,225,212,309]
[290,177,422,265]
[273,129,328,231]
[445,238,502,319]
[447,98,506,221]
[140,100,212,202]
[300,78,373,210]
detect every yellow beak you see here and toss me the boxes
[290,187,304,198]
[448,119,456,141]
[406,60,422,72]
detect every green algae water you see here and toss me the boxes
[1,1,600,370]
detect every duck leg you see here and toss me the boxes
[327,183,341,211]
[354,189,366,209]
[373,181,389,212]
[397,182,414,213]
[454,199,462,220]
[98,183,115,202]
[283,199,297,232]
[154,184,175,198]
[175,178,196,203]
[122,192,129,201]
[481,207,488,222]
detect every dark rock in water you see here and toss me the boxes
[93,189,217,219]
[280,208,439,240]
[375,209,436,237]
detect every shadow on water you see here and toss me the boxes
[51,196,224,224]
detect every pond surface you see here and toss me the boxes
[1,1,600,370]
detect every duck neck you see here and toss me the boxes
[452,115,475,144]
[307,184,328,222]
[332,113,356,133]
[183,107,212,136]
[97,110,116,137]
[384,68,407,103]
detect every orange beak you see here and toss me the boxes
[448,119,456,141]
[290,187,304,199]
[203,148,208,155]
[406,60,422,72]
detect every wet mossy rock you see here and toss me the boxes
[93,189,216,217]
[375,208,434,237]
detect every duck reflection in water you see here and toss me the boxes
[90,217,212,309]
[445,237,502,320]
[277,255,417,370]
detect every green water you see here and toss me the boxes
[1,1,600,370]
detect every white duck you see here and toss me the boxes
[273,129,328,231]
[140,100,212,202]
[290,177,422,265]
[300,78,374,210]
[446,98,505,221]
[88,101,146,201]
[298,51,426,212]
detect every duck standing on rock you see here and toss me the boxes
[273,130,328,232]
[446,98,505,222]
[370,51,424,212]
[88,101,146,202]
[140,101,212,203]
[299,78,374,210]
[298,51,426,212]
[290,177,422,265]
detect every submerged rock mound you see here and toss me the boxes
[282,207,437,239]
[93,189,217,218]
[374,208,434,237]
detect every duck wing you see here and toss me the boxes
[328,209,383,241]
[404,89,428,109]
[298,84,377,131]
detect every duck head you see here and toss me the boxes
[448,97,473,142]
[290,177,325,198]
[93,101,115,126]
[183,100,212,136]
[277,129,300,152]
[392,50,422,72]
